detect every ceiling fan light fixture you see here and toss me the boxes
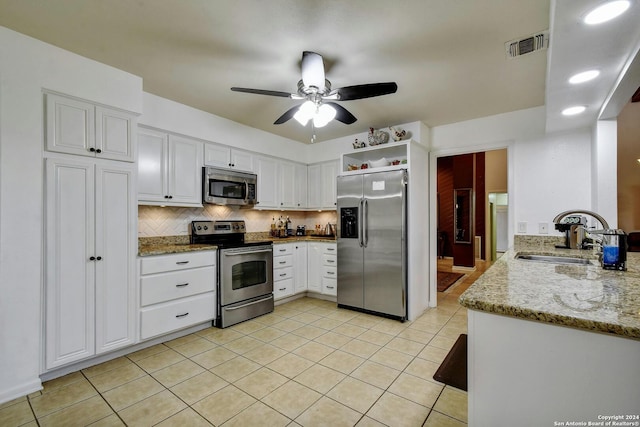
[583,0,630,25]
[313,104,336,128]
[293,100,316,126]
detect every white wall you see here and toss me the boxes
[141,93,308,163]
[513,128,593,233]
[0,26,142,404]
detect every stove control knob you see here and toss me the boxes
[197,226,202,230]
[203,225,208,230]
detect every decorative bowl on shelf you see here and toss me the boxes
[391,160,401,166]
[347,164,359,171]
[369,157,390,168]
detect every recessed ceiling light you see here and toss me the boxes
[584,1,631,25]
[569,70,600,84]
[562,106,587,116]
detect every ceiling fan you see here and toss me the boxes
[231,51,398,129]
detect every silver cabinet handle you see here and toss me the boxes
[279,260,287,264]
[278,248,287,252]
[279,273,287,277]
[279,287,286,291]
[176,261,189,265]
[176,283,189,287]
[327,247,335,251]
[326,286,335,289]
[327,260,335,263]
[327,271,335,275]
[175,312,189,318]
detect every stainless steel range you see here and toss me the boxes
[190,220,273,328]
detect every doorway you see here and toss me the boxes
[430,146,510,307]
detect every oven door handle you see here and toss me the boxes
[224,295,273,311]
[223,248,273,256]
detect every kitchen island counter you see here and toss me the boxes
[459,247,640,339]
[460,238,640,426]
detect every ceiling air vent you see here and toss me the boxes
[505,31,549,59]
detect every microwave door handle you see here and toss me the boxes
[244,180,249,204]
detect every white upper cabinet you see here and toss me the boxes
[278,161,296,209]
[204,143,255,173]
[294,163,308,209]
[137,127,203,207]
[46,93,136,162]
[254,155,279,208]
[308,160,338,209]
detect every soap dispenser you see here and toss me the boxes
[601,229,627,271]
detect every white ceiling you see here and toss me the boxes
[0,0,638,143]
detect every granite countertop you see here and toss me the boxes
[138,234,336,256]
[459,239,640,340]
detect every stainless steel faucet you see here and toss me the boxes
[552,209,610,230]
[552,209,610,249]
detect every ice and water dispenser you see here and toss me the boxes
[340,207,359,238]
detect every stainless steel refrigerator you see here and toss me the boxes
[337,169,407,320]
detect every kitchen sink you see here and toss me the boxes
[514,253,593,265]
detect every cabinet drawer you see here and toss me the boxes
[140,266,215,306]
[140,251,215,275]
[322,266,337,278]
[274,244,293,256]
[140,292,215,340]
[322,277,337,296]
[323,244,337,255]
[274,278,293,300]
[322,254,337,266]
[273,255,293,269]
[274,267,293,282]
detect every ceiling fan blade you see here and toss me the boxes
[334,82,398,101]
[231,87,294,98]
[274,104,302,125]
[301,51,325,89]
[325,102,357,124]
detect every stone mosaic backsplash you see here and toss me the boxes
[138,204,337,237]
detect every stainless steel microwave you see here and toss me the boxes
[203,167,257,206]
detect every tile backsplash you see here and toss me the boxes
[138,205,337,237]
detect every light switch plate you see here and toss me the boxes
[517,222,527,233]
[538,222,548,234]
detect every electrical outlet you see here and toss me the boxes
[518,222,527,233]
[538,222,548,234]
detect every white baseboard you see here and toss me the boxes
[0,378,42,406]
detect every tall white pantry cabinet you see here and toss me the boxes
[43,93,138,370]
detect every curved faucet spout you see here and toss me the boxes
[552,209,610,230]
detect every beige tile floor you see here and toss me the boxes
[1,261,487,427]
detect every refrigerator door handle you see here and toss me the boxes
[358,198,364,247]
[363,198,369,247]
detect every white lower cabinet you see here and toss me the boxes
[293,243,308,293]
[139,251,216,340]
[273,242,310,300]
[44,156,137,370]
[307,242,337,296]
[273,243,294,300]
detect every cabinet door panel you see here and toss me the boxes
[294,243,308,293]
[322,161,338,209]
[137,129,168,202]
[255,156,279,208]
[46,94,95,157]
[307,243,322,292]
[294,164,308,208]
[307,164,322,209]
[204,143,231,168]
[169,135,203,205]
[95,163,136,354]
[96,107,135,162]
[279,162,296,208]
[45,158,95,369]
[231,150,255,172]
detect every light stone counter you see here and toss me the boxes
[459,236,640,340]
[138,234,336,256]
